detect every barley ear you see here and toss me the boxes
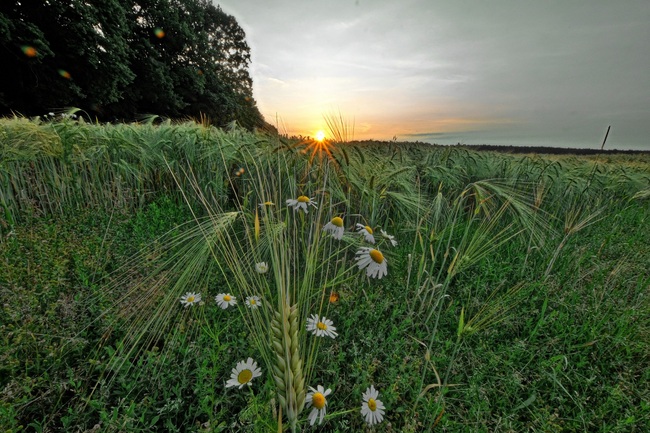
[270,304,306,429]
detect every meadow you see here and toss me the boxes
[1,116,648,432]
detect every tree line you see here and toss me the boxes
[0,0,267,129]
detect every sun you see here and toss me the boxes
[298,129,334,164]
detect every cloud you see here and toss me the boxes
[266,77,287,87]
[216,0,650,149]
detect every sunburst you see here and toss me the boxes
[298,130,334,164]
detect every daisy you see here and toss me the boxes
[356,224,375,244]
[179,292,202,307]
[355,247,388,279]
[380,229,398,247]
[286,195,317,214]
[322,216,345,240]
[259,200,275,209]
[306,385,332,426]
[306,314,338,339]
[245,295,261,309]
[360,385,385,426]
[215,293,237,309]
[225,357,262,389]
[255,262,269,274]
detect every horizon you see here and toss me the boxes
[214,0,650,151]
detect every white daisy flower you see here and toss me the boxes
[322,216,345,240]
[225,357,262,389]
[356,224,375,244]
[215,293,237,309]
[355,247,388,279]
[255,262,269,274]
[259,200,275,209]
[245,295,261,309]
[306,385,332,426]
[286,195,317,214]
[380,229,398,247]
[361,385,386,426]
[179,292,202,307]
[306,314,338,339]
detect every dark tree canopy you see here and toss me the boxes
[0,0,266,128]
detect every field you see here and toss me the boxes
[1,117,649,432]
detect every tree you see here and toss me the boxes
[0,0,134,116]
[0,0,266,128]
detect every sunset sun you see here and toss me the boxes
[301,129,333,163]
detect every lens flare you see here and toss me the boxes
[21,46,37,57]
[58,69,71,79]
[154,28,165,38]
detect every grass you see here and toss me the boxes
[0,117,649,432]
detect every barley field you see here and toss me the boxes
[1,117,648,432]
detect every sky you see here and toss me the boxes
[213,0,650,150]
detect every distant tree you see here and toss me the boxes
[0,0,265,128]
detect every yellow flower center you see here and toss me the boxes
[263,201,274,206]
[187,295,195,303]
[368,398,377,411]
[369,249,384,264]
[238,369,253,384]
[250,299,257,305]
[317,322,328,330]
[331,217,343,227]
[223,295,231,302]
[312,392,326,409]
[297,195,310,203]
[365,226,373,234]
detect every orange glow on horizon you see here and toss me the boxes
[283,114,514,144]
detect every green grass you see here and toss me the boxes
[1,118,648,432]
